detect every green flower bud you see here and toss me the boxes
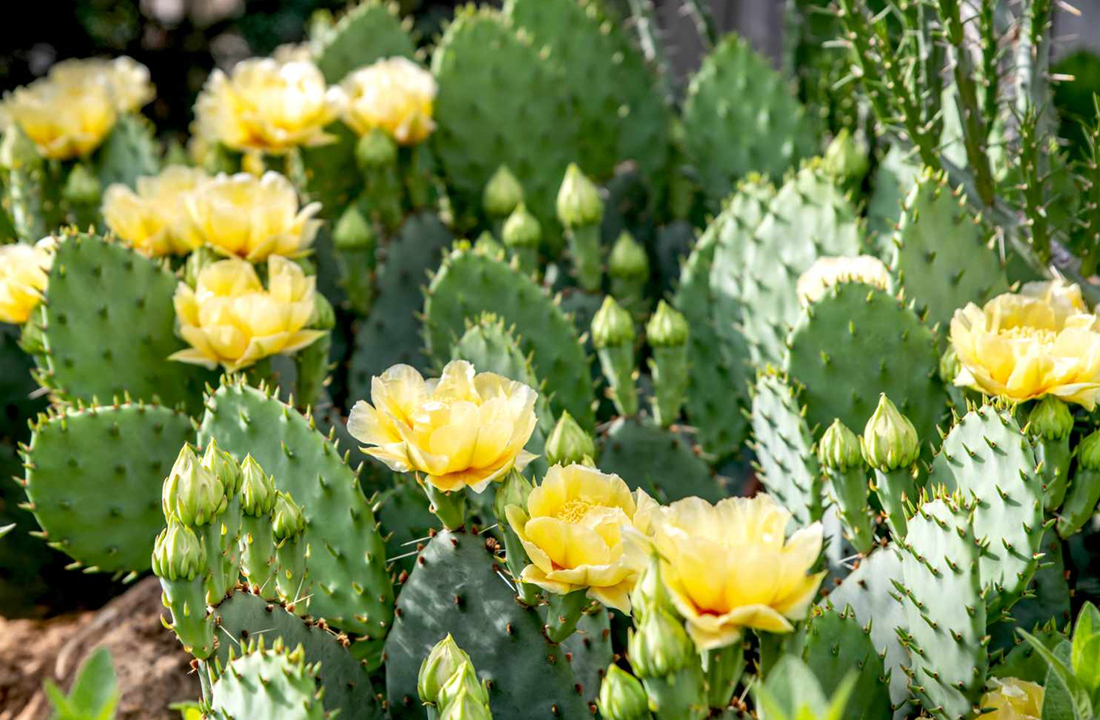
[438,684,493,720]
[1078,430,1100,471]
[545,411,596,468]
[939,344,962,385]
[312,292,336,331]
[474,231,503,256]
[629,555,672,623]
[1028,397,1074,441]
[861,394,920,471]
[151,519,206,582]
[272,492,306,542]
[818,419,863,471]
[556,163,604,228]
[645,301,688,348]
[437,660,491,709]
[502,203,541,249]
[483,165,524,218]
[239,455,277,518]
[333,204,376,251]
[823,129,870,185]
[63,164,102,206]
[356,128,398,169]
[201,438,242,496]
[493,468,533,525]
[418,634,475,704]
[162,445,227,526]
[592,296,635,349]
[598,665,650,720]
[608,231,649,281]
[628,607,696,678]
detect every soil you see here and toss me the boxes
[0,576,198,720]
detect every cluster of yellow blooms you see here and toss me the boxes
[0,57,154,160]
[349,361,825,651]
[102,167,321,260]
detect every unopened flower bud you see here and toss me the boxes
[823,129,870,186]
[63,164,102,206]
[646,301,688,348]
[608,232,649,281]
[629,555,672,623]
[201,438,242,496]
[438,684,493,720]
[861,394,920,471]
[592,296,635,349]
[162,445,227,526]
[493,468,533,525]
[474,231,503,256]
[818,419,863,471]
[333,204,375,251]
[151,519,206,582]
[356,128,398,169]
[1079,430,1100,472]
[598,664,650,720]
[502,203,541,249]
[437,660,490,710]
[418,634,475,704]
[1027,397,1074,441]
[556,163,603,228]
[239,455,277,518]
[272,492,306,542]
[939,343,962,385]
[545,411,596,468]
[628,607,695,678]
[483,165,524,218]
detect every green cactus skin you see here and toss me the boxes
[34,234,215,412]
[314,0,415,84]
[647,344,687,430]
[867,145,921,254]
[891,168,1008,331]
[239,512,276,599]
[749,372,822,526]
[504,0,669,184]
[430,7,581,230]
[273,499,310,617]
[785,283,944,454]
[347,212,453,400]
[373,474,435,578]
[22,401,194,573]
[989,529,1071,655]
[93,115,160,191]
[198,381,394,670]
[928,406,1044,615]
[676,180,774,460]
[1027,398,1074,512]
[802,605,891,720]
[682,34,817,207]
[207,638,328,720]
[825,548,912,716]
[598,417,726,503]
[160,537,217,662]
[560,606,613,710]
[871,467,915,538]
[1057,465,1100,539]
[1,126,64,242]
[423,243,595,429]
[897,496,988,720]
[991,621,1066,684]
[298,123,363,223]
[737,166,863,366]
[213,590,383,719]
[384,529,593,719]
[823,465,876,556]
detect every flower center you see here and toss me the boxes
[1001,325,1057,344]
[556,498,595,524]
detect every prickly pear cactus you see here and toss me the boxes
[384,529,593,718]
[207,637,329,720]
[22,401,194,573]
[93,115,160,191]
[802,604,891,720]
[423,243,594,429]
[750,371,821,526]
[199,381,394,669]
[682,34,817,205]
[314,0,416,83]
[867,145,921,252]
[597,417,726,503]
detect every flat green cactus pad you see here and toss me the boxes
[23,401,194,573]
[682,34,817,206]
[314,1,415,84]
[559,605,613,710]
[94,114,160,191]
[803,604,891,720]
[373,475,435,577]
[37,234,214,412]
[867,145,921,254]
[208,636,328,720]
[598,417,725,503]
[298,123,363,222]
[384,529,592,719]
[929,405,1044,613]
[199,381,394,670]
[892,169,1007,331]
[750,372,821,526]
[213,591,383,719]
[430,6,581,228]
[424,244,594,429]
[347,212,453,401]
[785,282,944,446]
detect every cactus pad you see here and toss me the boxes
[597,417,726,503]
[93,115,160,191]
[560,606,613,711]
[424,244,594,428]
[750,372,821,526]
[314,0,415,84]
[208,637,328,720]
[37,234,213,411]
[867,145,920,253]
[23,401,194,573]
[384,529,592,719]
[929,405,1044,612]
[682,35,817,206]
[785,282,944,446]
[802,604,891,720]
[373,475,436,577]
[199,381,394,669]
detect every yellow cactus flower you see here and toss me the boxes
[48,56,155,113]
[102,166,209,257]
[340,57,436,145]
[505,464,651,612]
[980,678,1043,720]
[949,279,1100,408]
[182,172,321,261]
[194,58,344,155]
[1,79,117,160]
[796,255,891,305]
[0,238,55,324]
[640,493,825,650]
[347,360,538,493]
[170,255,325,372]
